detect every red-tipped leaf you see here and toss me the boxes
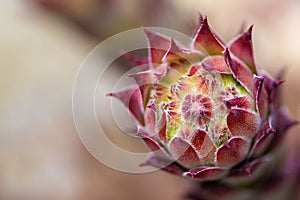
[253,76,268,120]
[107,86,144,125]
[201,55,230,73]
[193,17,224,55]
[144,29,170,67]
[229,26,257,74]
[224,48,254,93]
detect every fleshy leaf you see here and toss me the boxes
[224,48,254,93]
[191,129,216,164]
[123,52,148,69]
[157,111,167,143]
[276,107,298,134]
[184,166,228,180]
[227,108,259,138]
[200,55,230,73]
[169,137,201,168]
[193,17,224,55]
[128,71,155,86]
[140,152,184,175]
[137,126,161,151]
[262,72,284,113]
[163,39,203,65]
[128,66,166,107]
[271,107,298,151]
[253,76,268,120]
[145,107,156,134]
[216,137,250,167]
[228,156,271,178]
[225,96,252,110]
[229,26,257,74]
[249,120,276,157]
[128,66,166,86]
[192,12,204,37]
[107,86,144,125]
[144,28,170,67]
[163,39,186,62]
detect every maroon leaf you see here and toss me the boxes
[271,107,298,152]
[193,17,224,55]
[145,107,156,134]
[123,52,148,70]
[107,86,144,125]
[228,156,271,178]
[144,28,170,67]
[163,38,185,61]
[137,126,161,151]
[191,129,216,164]
[227,108,259,138]
[184,166,228,180]
[225,96,252,110]
[192,12,204,37]
[140,152,184,175]
[128,66,166,87]
[157,111,167,143]
[228,26,257,74]
[276,107,298,134]
[262,72,284,114]
[253,76,268,120]
[216,137,250,167]
[224,48,254,93]
[128,66,166,107]
[200,55,230,73]
[169,137,201,168]
[249,120,276,157]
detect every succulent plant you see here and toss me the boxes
[108,16,297,199]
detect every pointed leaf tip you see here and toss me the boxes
[137,126,161,151]
[253,76,268,120]
[224,48,254,93]
[169,38,182,53]
[201,55,230,73]
[250,120,276,157]
[277,107,298,134]
[123,53,148,69]
[141,152,184,175]
[163,38,185,62]
[229,25,257,74]
[192,13,205,37]
[144,28,170,66]
[108,86,144,125]
[193,17,224,55]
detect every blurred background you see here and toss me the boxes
[0,0,300,199]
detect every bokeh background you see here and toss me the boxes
[1,0,300,199]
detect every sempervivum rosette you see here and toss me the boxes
[108,16,296,192]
